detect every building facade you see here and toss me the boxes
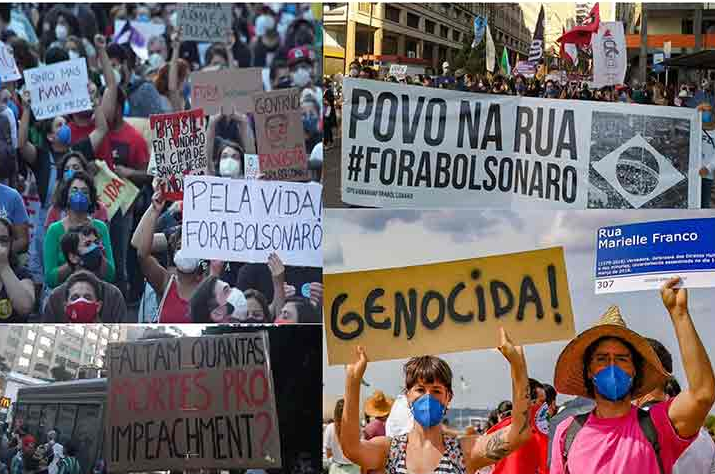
[0,325,126,380]
[324,3,531,76]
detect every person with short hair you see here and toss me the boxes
[0,217,34,322]
[43,268,127,323]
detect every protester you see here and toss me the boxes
[339,328,531,473]
[44,431,63,474]
[363,391,394,442]
[324,399,360,474]
[276,295,319,324]
[55,442,79,474]
[0,217,34,322]
[550,277,715,473]
[188,275,249,323]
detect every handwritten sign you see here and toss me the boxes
[113,21,166,61]
[23,59,91,120]
[324,247,575,365]
[150,108,208,201]
[244,153,261,179]
[0,42,20,82]
[177,4,232,43]
[105,332,281,472]
[190,68,263,116]
[253,88,308,181]
[595,218,715,293]
[388,64,407,78]
[181,175,323,267]
[94,160,140,219]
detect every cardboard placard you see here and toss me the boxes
[324,247,575,365]
[150,108,208,201]
[23,59,91,120]
[105,332,281,472]
[177,4,232,43]
[190,68,264,116]
[0,42,20,83]
[181,175,323,267]
[253,88,309,181]
[94,160,140,219]
[388,65,407,78]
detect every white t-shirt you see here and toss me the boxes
[323,422,351,465]
[672,427,715,474]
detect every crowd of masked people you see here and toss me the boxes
[324,278,715,474]
[0,4,324,324]
[0,423,82,474]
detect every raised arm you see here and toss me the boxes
[206,111,223,175]
[663,277,715,438]
[131,189,169,296]
[465,328,531,472]
[18,91,37,165]
[88,84,109,152]
[266,252,286,319]
[167,28,184,112]
[96,34,117,122]
[339,346,391,469]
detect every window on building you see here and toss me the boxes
[102,327,109,335]
[69,348,81,359]
[42,326,55,334]
[385,5,400,23]
[453,30,460,42]
[441,25,449,39]
[425,20,435,34]
[111,333,119,340]
[7,337,19,348]
[407,12,419,29]
[87,331,98,341]
[22,344,33,355]
[27,330,36,341]
[358,3,371,14]
[39,336,52,348]
[37,349,45,359]
[18,357,29,367]
[383,35,398,55]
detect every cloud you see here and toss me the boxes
[347,210,422,232]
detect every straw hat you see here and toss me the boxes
[554,306,669,399]
[697,103,715,131]
[364,390,394,418]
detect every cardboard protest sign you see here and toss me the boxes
[23,59,91,120]
[341,78,701,209]
[253,88,309,181]
[0,42,20,82]
[324,247,575,365]
[177,4,232,43]
[190,68,263,115]
[181,175,322,267]
[94,160,140,220]
[595,218,715,294]
[388,65,407,79]
[105,332,281,472]
[244,153,261,179]
[150,108,208,201]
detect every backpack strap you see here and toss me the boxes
[637,408,665,474]
[562,412,591,474]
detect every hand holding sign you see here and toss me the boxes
[661,276,688,318]
[309,282,323,308]
[346,346,368,385]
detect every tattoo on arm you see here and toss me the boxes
[484,432,510,461]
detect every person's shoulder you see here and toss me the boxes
[46,220,64,234]
[91,218,110,233]
[0,183,21,200]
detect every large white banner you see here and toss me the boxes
[23,59,91,120]
[181,175,323,267]
[592,22,627,87]
[341,79,701,209]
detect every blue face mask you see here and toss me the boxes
[704,111,713,124]
[123,100,131,116]
[69,190,90,213]
[410,394,445,428]
[183,82,191,102]
[63,168,76,182]
[56,124,72,146]
[592,364,633,401]
[302,114,318,133]
[137,14,150,23]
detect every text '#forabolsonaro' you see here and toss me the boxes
[347,88,579,203]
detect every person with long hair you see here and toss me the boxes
[0,217,35,322]
[340,328,531,474]
[324,399,360,474]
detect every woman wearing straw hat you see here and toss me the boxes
[340,328,531,474]
[550,277,715,474]
[364,391,394,442]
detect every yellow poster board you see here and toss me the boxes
[324,247,575,365]
[94,160,140,219]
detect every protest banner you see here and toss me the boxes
[105,332,281,472]
[324,247,575,365]
[113,20,166,61]
[244,153,261,179]
[150,108,208,201]
[0,42,20,82]
[592,22,627,87]
[23,59,91,120]
[595,218,715,294]
[514,61,537,78]
[177,4,231,43]
[253,88,309,181]
[341,78,701,209]
[388,65,408,79]
[94,160,140,220]
[181,175,322,267]
[190,68,263,115]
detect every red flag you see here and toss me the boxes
[557,2,601,47]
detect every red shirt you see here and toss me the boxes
[158,275,192,324]
[487,404,550,474]
[68,121,149,171]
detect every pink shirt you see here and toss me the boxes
[550,399,695,474]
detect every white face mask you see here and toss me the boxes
[55,24,68,41]
[219,157,243,178]
[68,50,80,60]
[173,248,200,274]
[255,15,275,37]
[292,68,311,88]
[226,288,248,321]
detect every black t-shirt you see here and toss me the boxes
[30,138,95,205]
[236,263,322,304]
[0,265,32,323]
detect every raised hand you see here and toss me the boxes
[345,346,368,384]
[497,327,524,366]
[267,252,285,278]
[661,276,689,318]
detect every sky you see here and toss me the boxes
[323,209,715,411]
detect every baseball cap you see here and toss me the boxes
[288,46,314,67]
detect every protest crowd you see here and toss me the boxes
[323,278,715,474]
[0,3,324,324]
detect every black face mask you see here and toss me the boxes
[80,245,103,271]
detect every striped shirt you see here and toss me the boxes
[386,434,466,474]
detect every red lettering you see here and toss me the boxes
[146,377,167,411]
[250,368,269,406]
[222,369,250,410]
[180,373,192,409]
[194,371,212,411]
